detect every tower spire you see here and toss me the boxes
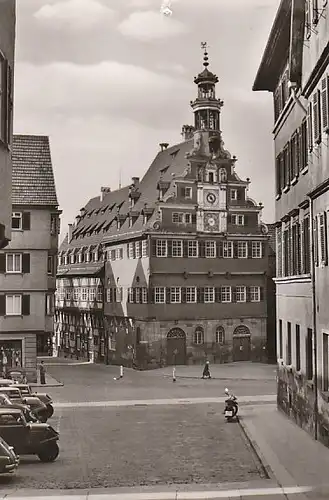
[201,42,209,68]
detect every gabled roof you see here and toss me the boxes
[12,135,59,207]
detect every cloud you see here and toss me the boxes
[34,0,115,30]
[118,10,189,41]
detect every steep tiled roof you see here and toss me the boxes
[12,135,59,206]
[60,140,193,252]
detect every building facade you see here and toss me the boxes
[253,0,329,444]
[55,49,276,369]
[0,135,61,382]
[0,0,15,249]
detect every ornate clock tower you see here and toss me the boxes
[187,43,237,234]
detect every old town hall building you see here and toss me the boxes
[55,48,276,368]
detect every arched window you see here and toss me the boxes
[215,326,225,345]
[194,327,204,345]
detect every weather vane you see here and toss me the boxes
[201,42,208,52]
[160,0,173,16]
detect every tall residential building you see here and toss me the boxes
[55,48,276,368]
[253,0,329,445]
[0,0,15,249]
[0,135,61,382]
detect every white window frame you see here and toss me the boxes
[89,288,96,301]
[142,240,148,258]
[11,212,22,231]
[215,328,225,344]
[93,251,98,262]
[116,288,122,303]
[46,294,54,315]
[6,253,22,273]
[85,252,91,263]
[128,243,134,259]
[128,288,134,303]
[73,288,80,301]
[78,253,83,264]
[204,286,215,303]
[251,241,262,258]
[223,241,233,258]
[81,288,87,301]
[172,212,184,224]
[194,328,204,345]
[170,287,181,303]
[106,288,112,302]
[186,286,197,303]
[172,240,183,257]
[250,286,260,302]
[232,214,245,226]
[135,287,141,303]
[237,241,248,258]
[142,287,148,303]
[70,254,75,264]
[221,286,231,303]
[156,240,167,257]
[154,287,166,303]
[184,213,192,224]
[236,286,246,303]
[184,187,192,199]
[135,241,141,259]
[230,189,237,200]
[188,240,198,257]
[5,294,22,316]
[205,240,216,258]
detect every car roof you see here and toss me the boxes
[0,379,13,384]
[0,408,22,415]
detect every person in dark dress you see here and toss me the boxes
[39,361,46,385]
[202,360,211,379]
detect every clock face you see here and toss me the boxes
[208,217,215,227]
[204,212,219,232]
[206,192,217,204]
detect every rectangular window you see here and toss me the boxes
[46,294,54,316]
[300,119,308,171]
[321,75,329,133]
[110,249,116,261]
[128,288,134,303]
[154,287,165,303]
[89,288,96,301]
[204,287,215,303]
[223,241,233,258]
[172,240,183,257]
[135,241,141,259]
[186,287,196,303]
[283,229,289,276]
[97,288,103,302]
[65,288,71,300]
[230,189,237,200]
[279,319,283,358]
[6,253,22,273]
[128,243,135,259]
[306,328,313,380]
[276,154,282,196]
[142,287,148,303]
[313,89,321,144]
[221,286,231,303]
[142,240,148,257]
[11,212,22,230]
[251,241,262,258]
[184,187,192,199]
[291,223,298,275]
[250,286,260,302]
[81,288,87,301]
[205,241,216,258]
[156,240,167,257]
[184,213,192,224]
[231,214,245,225]
[237,241,248,258]
[287,322,292,365]
[319,212,328,265]
[73,288,80,301]
[116,288,122,302]
[188,240,198,257]
[296,324,301,371]
[50,214,59,236]
[135,287,141,303]
[172,212,184,224]
[5,295,22,316]
[170,287,181,303]
[236,286,246,302]
[47,254,54,276]
[303,217,311,274]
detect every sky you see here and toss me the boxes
[14,0,279,238]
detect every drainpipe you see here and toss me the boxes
[309,196,318,440]
[288,81,307,114]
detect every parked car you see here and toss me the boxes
[12,384,54,419]
[0,387,48,423]
[0,393,39,423]
[0,435,19,474]
[0,379,16,386]
[0,408,59,462]
[6,368,27,384]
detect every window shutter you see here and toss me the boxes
[199,240,205,257]
[319,212,328,265]
[217,241,223,258]
[167,240,172,257]
[307,102,313,152]
[295,130,300,176]
[0,295,5,315]
[127,288,131,303]
[183,240,188,257]
[260,287,264,301]
[22,212,31,231]
[247,241,252,258]
[150,287,155,303]
[233,242,238,258]
[166,287,170,304]
[314,217,319,267]
[197,287,204,303]
[313,91,321,144]
[191,213,196,225]
[22,253,30,274]
[275,155,281,196]
[151,240,156,257]
[22,295,30,316]
[321,76,329,132]
[231,286,237,302]
[246,287,251,302]
[215,287,221,302]
[181,287,186,303]
[0,254,5,273]
[288,140,294,182]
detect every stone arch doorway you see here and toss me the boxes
[233,325,251,362]
[167,328,186,365]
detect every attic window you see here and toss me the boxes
[101,205,108,214]
[87,211,94,218]
[160,166,169,174]
[170,150,179,158]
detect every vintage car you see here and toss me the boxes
[0,387,48,423]
[6,368,27,383]
[0,393,39,423]
[13,384,54,419]
[0,408,59,462]
[0,435,19,474]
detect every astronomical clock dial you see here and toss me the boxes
[204,189,218,207]
[204,212,219,232]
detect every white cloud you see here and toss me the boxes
[118,10,189,41]
[34,0,115,30]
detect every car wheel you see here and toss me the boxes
[37,442,59,462]
[46,404,54,419]
[38,413,48,423]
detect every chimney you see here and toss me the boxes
[159,142,169,152]
[101,186,111,201]
[80,207,86,217]
[68,223,73,242]
[181,125,195,141]
[132,177,140,188]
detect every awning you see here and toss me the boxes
[57,263,104,277]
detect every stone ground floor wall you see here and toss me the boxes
[0,332,37,383]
